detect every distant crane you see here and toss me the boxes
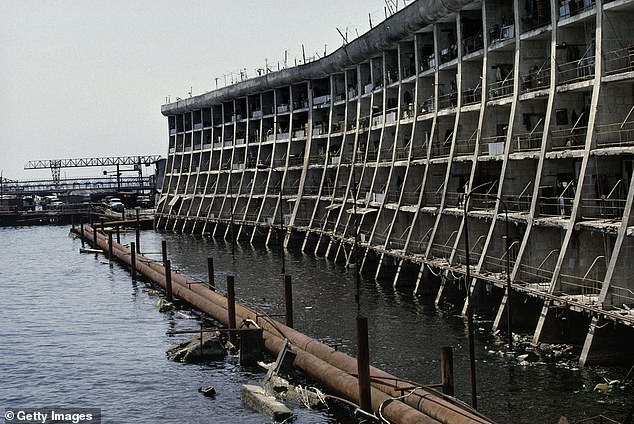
[24,155,162,190]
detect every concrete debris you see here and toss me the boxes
[156,298,175,312]
[593,378,623,393]
[198,386,216,397]
[485,334,581,367]
[264,374,327,410]
[241,384,293,422]
[167,331,226,363]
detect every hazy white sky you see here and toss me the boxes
[1,0,393,180]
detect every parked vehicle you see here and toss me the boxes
[108,198,125,212]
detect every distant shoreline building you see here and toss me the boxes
[157,0,634,365]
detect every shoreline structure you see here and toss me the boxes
[157,0,634,365]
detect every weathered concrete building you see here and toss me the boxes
[157,0,634,365]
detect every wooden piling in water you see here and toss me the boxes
[284,275,293,328]
[356,315,372,414]
[207,257,215,291]
[165,259,173,301]
[130,241,136,281]
[441,347,454,397]
[135,209,140,253]
[227,275,237,345]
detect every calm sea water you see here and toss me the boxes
[1,225,632,423]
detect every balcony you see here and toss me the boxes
[462,31,484,55]
[604,46,634,76]
[537,182,576,217]
[557,51,595,85]
[559,0,595,19]
[479,135,506,156]
[502,185,533,213]
[438,91,458,109]
[522,3,551,32]
[511,129,543,153]
[488,76,514,100]
[462,83,482,106]
[489,24,515,45]
[551,125,588,150]
[595,112,634,148]
[521,63,551,93]
[454,130,478,156]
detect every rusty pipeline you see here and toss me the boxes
[75,224,493,424]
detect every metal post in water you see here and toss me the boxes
[227,275,237,345]
[93,226,98,249]
[121,208,125,221]
[356,315,372,414]
[284,275,293,328]
[130,241,136,281]
[165,259,173,302]
[161,240,168,266]
[108,232,113,260]
[464,190,478,410]
[116,225,120,244]
[135,208,140,253]
[207,257,215,291]
[441,346,455,396]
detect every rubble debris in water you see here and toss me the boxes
[264,374,327,409]
[198,386,216,397]
[593,378,622,393]
[167,331,226,363]
[156,298,175,312]
[241,384,293,422]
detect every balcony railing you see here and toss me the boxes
[522,6,551,32]
[579,196,626,219]
[489,76,514,100]
[608,285,634,307]
[538,182,575,217]
[595,113,634,148]
[479,135,505,156]
[558,274,603,303]
[516,262,553,289]
[521,63,551,93]
[511,129,543,153]
[452,129,477,157]
[463,31,484,54]
[557,53,595,85]
[502,182,533,212]
[438,91,458,109]
[604,46,634,76]
[551,125,588,150]
[462,83,482,106]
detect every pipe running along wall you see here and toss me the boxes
[74,224,493,424]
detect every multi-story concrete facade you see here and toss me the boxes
[157,0,634,365]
